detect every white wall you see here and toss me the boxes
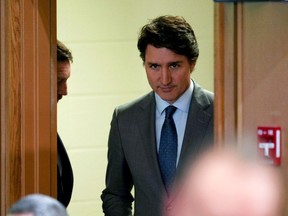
[57,0,214,215]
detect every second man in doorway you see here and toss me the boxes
[57,40,74,207]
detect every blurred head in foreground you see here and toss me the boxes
[7,194,68,216]
[165,148,284,216]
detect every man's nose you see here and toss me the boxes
[58,82,68,95]
[160,68,172,85]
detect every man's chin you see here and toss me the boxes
[158,93,177,104]
[161,97,176,104]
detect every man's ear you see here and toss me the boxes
[190,62,196,73]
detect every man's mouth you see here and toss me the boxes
[159,86,174,92]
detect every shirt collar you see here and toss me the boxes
[155,80,194,115]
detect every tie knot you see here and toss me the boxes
[165,106,177,119]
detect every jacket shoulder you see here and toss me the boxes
[193,81,214,109]
[116,92,154,114]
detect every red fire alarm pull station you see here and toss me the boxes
[257,126,281,166]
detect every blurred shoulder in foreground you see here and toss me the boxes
[165,148,285,216]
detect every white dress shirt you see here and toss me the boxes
[155,80,194,165]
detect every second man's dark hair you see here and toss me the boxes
[57,40,73,63]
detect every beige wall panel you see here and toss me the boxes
[65,42,148,95]
[57,0,213,42]
[69,149,107,201]
[58,94,147,149]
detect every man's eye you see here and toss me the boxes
[170,63,180,69]
[149,64,159,69]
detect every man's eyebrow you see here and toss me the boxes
[146,61,159,65]
[146,60,182,64]
[169,60,183,64]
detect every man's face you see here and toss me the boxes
[57,61,71,102]
[144,44,194,104]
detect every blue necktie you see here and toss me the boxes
[159,105,177,189]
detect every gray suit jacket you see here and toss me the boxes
[101,81,214,216]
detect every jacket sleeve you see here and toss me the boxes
[101,109,134,216]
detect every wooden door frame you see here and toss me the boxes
[214,2,242,147]
[0,0,56,214]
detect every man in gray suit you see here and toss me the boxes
[101,15,214,216]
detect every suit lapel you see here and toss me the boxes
[136,92,166,191]
[177,82,213,172]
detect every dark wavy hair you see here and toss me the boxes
[137,15,199,63]
[57,40,73,63]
